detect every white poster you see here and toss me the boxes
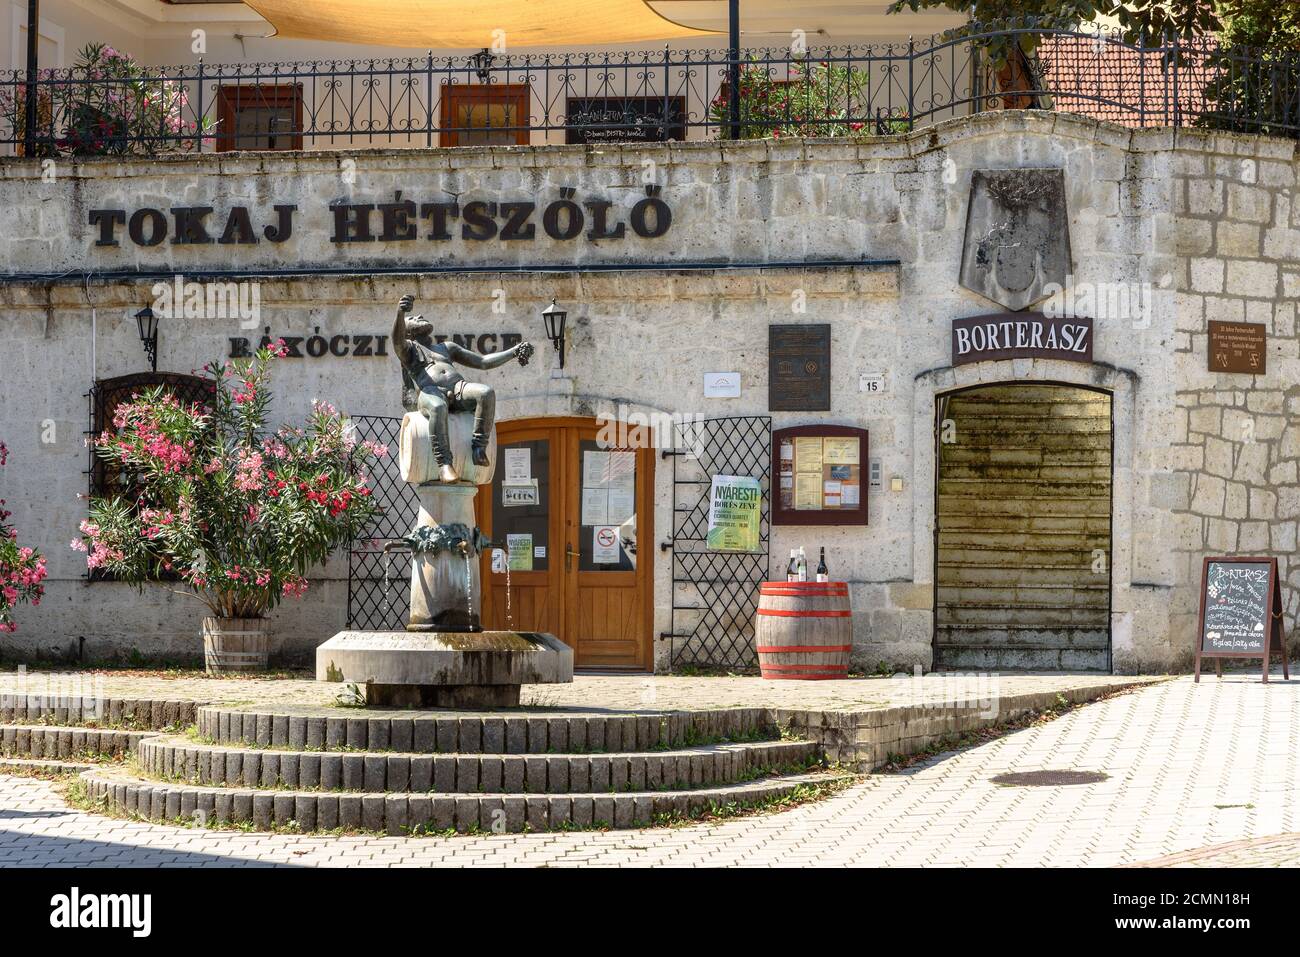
[581,487,609,526]
[504,448,531,483]
[582,450,611,488]
[592,525,621,564]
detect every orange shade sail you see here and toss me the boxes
[242,0,717,48]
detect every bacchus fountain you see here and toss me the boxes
[316,295,573,706]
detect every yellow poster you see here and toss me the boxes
[823,437,860,466]
[794,473,822,509]
[794,437,823,472]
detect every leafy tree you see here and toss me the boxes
[1198,1,1300,136]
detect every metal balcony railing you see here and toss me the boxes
[2,20,1296,157]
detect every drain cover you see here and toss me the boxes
[991,770,1110,787]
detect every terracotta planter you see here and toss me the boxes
[202,617,269,674]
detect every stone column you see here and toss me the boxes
[408,484,482,632]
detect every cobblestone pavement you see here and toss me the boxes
[0,668,1155,712]
[2,675,1297,867]
[1129,834,1300,867]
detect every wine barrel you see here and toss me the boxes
[755,581,852,679]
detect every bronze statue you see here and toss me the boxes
[394,294,533,483]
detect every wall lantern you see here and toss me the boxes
[135,306,159,373]
[470,48,495,82]
[541,299,567,369]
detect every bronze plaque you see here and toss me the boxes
[769,324,830,411]
[1208,321,1267,375]
[952,313,1093,366]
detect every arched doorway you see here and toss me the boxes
[934,382,1113,671]
[478,417,655,671]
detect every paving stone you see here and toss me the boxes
[478,757,503,793]
[435,718,458,753]
[481,718,505,754]
[605,718,622,753]
[433,756,456,792]
[325,717,346,749]
[548,721,568,752]
[338,795,362,830]
[306,717,325,750]
[363,755,386,792]
[567,717,588,752]
[387,756,411,792]
[242,751,261,787]
[609,757,629,793]
[320,754,342,791]
[316,795,339,831]
[346,718,367,750]
[502,756,525,793]
[454,797,479,833]
[389,719,413,753]
[525,757,547,793]
[412,719,436,753]
[368,719,391,751]
[342,754,365,791]
[252,793,274,829]
[255,713,272,747]
[592,796,615,827]
[632,796,654,826]
[410,756,433,792]
[295,796,317,831]
[385,795,407,836]
[525,796,549,832]
[430,797,455,831]
[504,718,527,754]
[361,796,385,832]
[613,796,634,828]
[590,760,610,793]
[478,797,504,834]
[458,718,481,754]
[300,753,321,790]
[587,717,607,753]
[456,757,479,793]
[526,718,547,754]
[568,757,590,793]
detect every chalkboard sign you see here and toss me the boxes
[1195,556,1289,683]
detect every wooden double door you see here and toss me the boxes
[479,417,654,671]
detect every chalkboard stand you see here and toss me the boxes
[1194,556,1290,684]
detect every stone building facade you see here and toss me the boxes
[0,110,1295,673]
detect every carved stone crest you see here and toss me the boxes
[959,169,1072,312]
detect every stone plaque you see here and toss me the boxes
[1208,320,1267,375]
[769,324,831,411]
[960,169,1072,312]
[952,314,1093,366]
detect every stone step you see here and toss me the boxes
[80,768,848,834]
[0,696,199,730]
[940,447,1109,466]
[937,585,1110,607]
[137,735,820,794]
[0,757,100,774]
[0,725,150,760]
[937,515,1112,535]
[937,478,1111,497]
[938,565,1108,586]
[197,705,776,754]
[933,645,1110,672]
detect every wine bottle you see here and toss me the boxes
[796,546,808,582]
[816,547,829,583]
[786,549,798,582]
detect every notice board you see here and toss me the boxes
[1195,556,1289,682]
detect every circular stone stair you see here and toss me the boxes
[0,695,848,834]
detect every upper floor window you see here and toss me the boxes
[440,83,530,147]
[215,84,304,152]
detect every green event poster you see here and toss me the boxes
[705,475,762,553]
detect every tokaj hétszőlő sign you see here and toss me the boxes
[952,314,1093,366]
[706,475,762,553]
[1195,556,1290,683]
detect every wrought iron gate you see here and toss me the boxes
[346,415,417,631]
[663,416,771,669]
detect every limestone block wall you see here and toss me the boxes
[0,111,1294,674]
[1161,131,1300,673]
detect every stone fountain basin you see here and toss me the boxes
[315,630,574,708]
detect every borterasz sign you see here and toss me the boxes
[86,186,672,248]
[951,314,1093,367]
